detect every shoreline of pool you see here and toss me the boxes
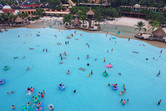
[2,23,166,49]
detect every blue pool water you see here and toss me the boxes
[0,28,166,111]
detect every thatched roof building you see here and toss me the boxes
[86,9,95,15]
[152,28,166,37]
[15,16,24,23]
[73,17,81,26]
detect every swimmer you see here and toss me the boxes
[104,70,107,73]
[73,89,76,93]
[157,70,160,76]
[26,102,30,106]
[120,91,123,95]
[87,63,90,66]
[111,48,113,52]
[38,92,41,97]
[160,50,162,54]
[46,48,48,52]
[26,67,30,71]
[91,70,93,74]
[124,88,126,93]
[41,92,44,98]
[127,99,129,102]
[7,91,15,94]
[158,100,161,105]
[78,57,80,60]
[123,84,125,89]
[43,48,45,52]
[104,58,105,62]
[128,38,130,41]
[123,100,126,105]
[43,90,45,94]
[86,55,90,59]
[59,53,62,57]
[67,70,70,74]
[118,73,121,75]
[108,83,110,86]
[113,83,117,88]
[50,105,53,111]
[27,87,31,92]
[94,58,97,61]
[120,99,123,102]
[30,87,34,92]
[12,105,15,110]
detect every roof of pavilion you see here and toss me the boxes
[152,28,166,37]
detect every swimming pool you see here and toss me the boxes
[0,28,166,111]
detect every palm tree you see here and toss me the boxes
[63,14,73,26]
[135,21,146,32]
[80,14,87,27]
[149,20,160,32]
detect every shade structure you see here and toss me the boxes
[86,9,95,15]
[73,17,81,26]
[15,16,24,23]
[152,28,166,37]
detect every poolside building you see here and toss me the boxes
[78,0,111,6]
[2,5,14,13]
[22,0,41,8]
[150,28,166,41]
[86,9,95,28]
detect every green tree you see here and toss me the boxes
[149,20,160,32]
[80,14,86,27]
[135,21,146,32]
[47,0,60,10]
[35,8,44,17]
[94,12,102,26]
[63,14,73,26]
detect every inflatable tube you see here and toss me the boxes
[48,104,54,110]
[106,64,112,68]
[112,37,116,39]
[23,104,30,111]
[103,72,108,77]
[0,79,5,85]
[58,85,65,90]
[112,84,118,90]
[36,34,40,37]
[32,96,39,103]
[87,74,90,76]
[36,102,43,111]
[4,66,9,70]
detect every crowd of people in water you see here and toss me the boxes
[2,30,164,110]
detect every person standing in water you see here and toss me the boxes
[73,90,76,93]
[157,70,160,76]
[158,100,161,105]
[91,70,93,74]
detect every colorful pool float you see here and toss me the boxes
[103,72,108,77]
[106,64,112,68]
[36,102,43,111]
[23,104,30,111]
[0,79,5,85]
[32,96,39,103]
[112,84,118,90]
[4,66,9,70]
[58,84,65,90]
